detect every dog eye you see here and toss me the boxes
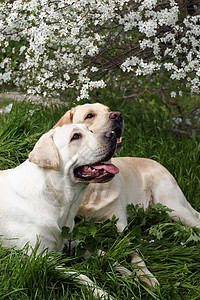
[71,133,82,141]
[85,113,94,119]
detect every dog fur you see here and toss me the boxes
[54,103,200,286]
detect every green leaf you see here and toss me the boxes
[89,225,97,237]
[62,226,73,239]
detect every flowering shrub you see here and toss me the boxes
[0,0,200,99]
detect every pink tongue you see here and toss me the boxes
[92,163,119,174]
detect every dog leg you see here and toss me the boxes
[168,204,200,228]
[112,261,132,276]
[56,266,113,299]
[98,249,132,276]
[68,272,113,299]
[98,250,159,288]
[154,176,200,227]
[130,252,159,288]
[111,253,159,288]
[130,253,159,287]
[160,191,200,227]
[114,215,159,287]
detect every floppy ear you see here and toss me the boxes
[29,129,59,170]
[53,107,75,128]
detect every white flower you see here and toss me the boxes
[186,118,192,125]
[90,66,98,72]
[173,117,182,125]
[138,19,158,38]
[4,103,13,113]
[0,0,200,99]
[63,73,70,81]
[170,91,176,98]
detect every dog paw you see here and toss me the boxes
[137,272,159,288]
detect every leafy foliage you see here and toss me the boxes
[0,0,200,100]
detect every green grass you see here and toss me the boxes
[0,93,14,108]
[0,98,200,299]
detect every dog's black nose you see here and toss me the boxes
[104,130,116,140]
[109,111,123,122]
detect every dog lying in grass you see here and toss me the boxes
[0,123,119,298]
[54,102,200,287]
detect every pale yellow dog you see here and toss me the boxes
[54,103,200,287]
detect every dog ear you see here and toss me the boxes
[29,130,59,170]
[53,107,75,128]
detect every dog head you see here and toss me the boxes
[53,103,124,152]
[29,124,119,183]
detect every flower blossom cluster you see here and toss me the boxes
[0,0,200,99]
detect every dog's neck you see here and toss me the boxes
[11,160,88,231]
[44,165,88,230]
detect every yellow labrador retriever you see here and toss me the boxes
[0,123,119,298]
[54,103,200,287]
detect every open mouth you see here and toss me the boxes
[117,137,122,150]
[74,162,119,183]
[112,125,123,152]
